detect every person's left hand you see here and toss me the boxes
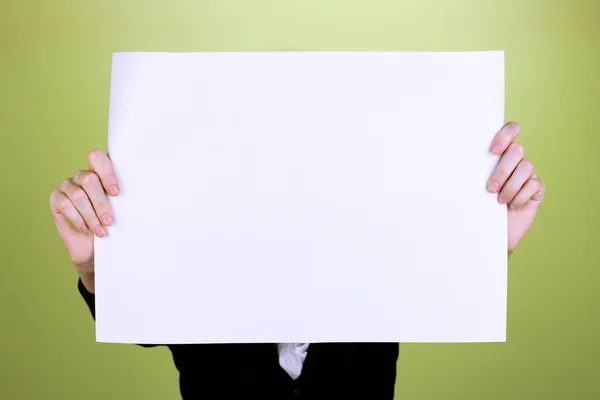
[487,122,545,256]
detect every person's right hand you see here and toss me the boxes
[49,150,120,293]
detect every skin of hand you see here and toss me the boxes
[487,122,545,257]
[49,150,119,293]
[50,122,543,292]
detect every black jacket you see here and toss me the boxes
[78,279,400,399]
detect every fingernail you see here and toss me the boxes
[102,213,112,225]
[110,185,120,196]
[492,144,502,154]
[95,225,106,237]
[488,180,500,192]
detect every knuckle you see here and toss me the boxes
[88,149,104,163]
[73,169,86,179]
[58,198,72,212]
[71,188,88,202]
[521,159,534,173]
[49,189,57,205]
[510,142,524,157]
[96,199,107,210]
[59,179,70,191]
[49,189,62,210]
[81,171,99,187]
[72,171,83,184]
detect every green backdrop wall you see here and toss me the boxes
[1,0,598,399]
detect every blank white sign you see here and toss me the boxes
[95,51,507,344]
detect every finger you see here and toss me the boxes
[50,189,89,234]
[490,121,520,155]
[72,170,114,226]
[508,177,544,209]
[531,176,545,201]
[487,142,525,193]
[88,149,120,196]
[59,179,107,237]
[498,159,535,204]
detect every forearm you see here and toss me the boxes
[75,261,95,293]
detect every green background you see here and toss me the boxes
[1,0,598,399]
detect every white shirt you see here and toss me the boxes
[277,343,309,380]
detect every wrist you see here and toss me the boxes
[75,262,95,293]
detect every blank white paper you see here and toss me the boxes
[95,51,507,344]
